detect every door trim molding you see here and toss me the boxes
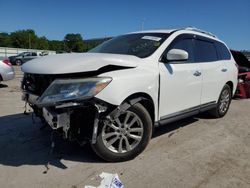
[158,101,216,126]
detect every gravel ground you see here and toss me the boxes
[0,66,250,188]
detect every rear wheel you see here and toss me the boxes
[15,59,22,66]
[209,84,232,118]
[91,103,152,162]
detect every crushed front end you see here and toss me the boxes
[235,72,250,98]
[21,73,116,144]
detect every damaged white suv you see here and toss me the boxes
[21,28,238,162]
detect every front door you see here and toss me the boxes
[159,36,202,118]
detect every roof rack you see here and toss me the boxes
[184,27,217,38]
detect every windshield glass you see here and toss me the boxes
[88,33,169,58]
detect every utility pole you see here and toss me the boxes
[28,33,31,49]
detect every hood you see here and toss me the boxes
[21,53,139,74]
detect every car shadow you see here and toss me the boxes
[0,113,202,169]
[0,113,102,171]
[153,117,199,138]
[0,83,8,88]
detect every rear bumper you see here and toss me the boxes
[1,66,14,81]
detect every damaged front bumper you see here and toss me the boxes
[22,91,116,144]
[21,74,117,143]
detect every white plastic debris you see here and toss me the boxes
[85,172,124,188]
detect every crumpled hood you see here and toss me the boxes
[21,53,139,74]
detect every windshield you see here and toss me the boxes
[88,33,169,58]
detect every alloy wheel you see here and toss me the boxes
[219,89,230,114]
[101,111,144,153]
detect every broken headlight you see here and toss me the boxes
[37,77,112,106]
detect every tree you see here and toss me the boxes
[64,33,84,52]
[49,40,65,52]
[0,32,12,47]
[0,29,105,52]
[36,36,49,50]
[10,29,37,49]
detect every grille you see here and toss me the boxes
[22,73,55,96]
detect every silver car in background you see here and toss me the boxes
[0,57,15,83]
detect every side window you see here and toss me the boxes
[169,38,194,63]
[32,52,37,56]
[215,42,231,60]
[194,40,218,62]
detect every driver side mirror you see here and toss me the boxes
[161,49,188,63]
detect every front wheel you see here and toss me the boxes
[91,103,152,162]
[209,84,232,118]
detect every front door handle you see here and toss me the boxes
[221,68,227,72]
[193,71,202,76]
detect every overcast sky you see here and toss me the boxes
[1,0,250,49]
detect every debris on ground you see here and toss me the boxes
[85,172,124,188]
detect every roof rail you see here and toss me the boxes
[184,27,217,38]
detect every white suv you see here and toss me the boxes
[21,28,238,162]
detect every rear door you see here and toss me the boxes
[159,34,202,118]
[194,37,228,104]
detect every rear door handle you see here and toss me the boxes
[193,71,202,76]
[221,68,227,72]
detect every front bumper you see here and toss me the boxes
[234,73,250,98]
[42,107,70,130]
[22,91,116,142]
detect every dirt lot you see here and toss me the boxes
[0,66,250,188]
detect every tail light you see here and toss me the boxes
[3,59,12,66]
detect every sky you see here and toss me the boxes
[0,0,250,50]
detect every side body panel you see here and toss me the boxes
[200,61,227,104]
[159,63,202,117]
[96,66,159,121]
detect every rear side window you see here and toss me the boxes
[215,42,231,60]
[194,40,218,62]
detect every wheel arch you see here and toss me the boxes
[122,92,155,125]
[226,81,234,96]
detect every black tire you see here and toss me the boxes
[91,103,152,162]
[15,59,22,66]
[209,84,232,118]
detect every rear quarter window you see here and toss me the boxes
[215,42,231,60]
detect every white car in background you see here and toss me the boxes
[21,27,238,162]
[0,58,14,83]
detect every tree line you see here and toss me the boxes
[0,29,110,53]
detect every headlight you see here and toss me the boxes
[37,77,112,106]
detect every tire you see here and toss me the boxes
[15,59,22,66]
[209,84,232,118]
[91,103,152,162]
